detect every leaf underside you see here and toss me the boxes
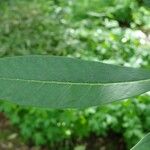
[0,55,150,108]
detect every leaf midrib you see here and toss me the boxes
[0,77,150,86]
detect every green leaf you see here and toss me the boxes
[0,55,150,108]
[131,133,150,150]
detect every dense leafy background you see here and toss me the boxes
[0,0,150,149]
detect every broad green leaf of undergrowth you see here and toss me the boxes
[0,55,150,108]
[131,133,150,150]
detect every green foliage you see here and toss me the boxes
[0,0,150,63]
[0,96,150,149]
[0,0,150,149]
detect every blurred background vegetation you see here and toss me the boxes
[0,0,150,150]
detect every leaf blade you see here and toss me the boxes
[131,133,150,150]
[0,55,150,108]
